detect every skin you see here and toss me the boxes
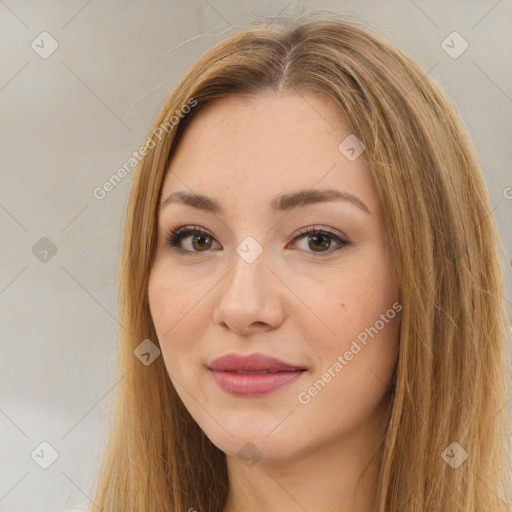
[148,90,400,512]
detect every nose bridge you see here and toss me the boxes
[214,237,283,332]
[224,240,267,301]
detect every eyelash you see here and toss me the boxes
[165,224,349,257]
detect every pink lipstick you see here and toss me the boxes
[208,352,307,396]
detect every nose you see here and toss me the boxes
[213,248,285,335]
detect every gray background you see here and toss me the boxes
[1,1,511,511]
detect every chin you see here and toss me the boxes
[203,423,302,464]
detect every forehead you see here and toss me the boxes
[161,91,377,213]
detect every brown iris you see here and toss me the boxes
[307,233,331,252]
[192,233,213,251]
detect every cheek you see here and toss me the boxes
[318,262,396,331]
[148,264,200,336]
[147,268,206,383]
[305,255,398,377]
[148,267,204,386]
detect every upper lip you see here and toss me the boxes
[208,352,307,372]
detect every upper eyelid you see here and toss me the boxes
[293,225,348,240]
[169,225,346,240]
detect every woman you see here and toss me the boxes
[91,11,512,512]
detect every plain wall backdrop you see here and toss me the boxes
[1,1,511,511]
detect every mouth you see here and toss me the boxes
[207,352,308,396]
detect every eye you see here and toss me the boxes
[290,225,349,256]
[165,224,349,256]
[166,225,220,253]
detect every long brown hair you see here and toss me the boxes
[91,11,512,512]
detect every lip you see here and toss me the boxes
[209,352,307,372]
[208,352,308,396]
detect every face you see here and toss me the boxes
[148,91,399,463]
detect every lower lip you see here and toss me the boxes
[209,369,305,396]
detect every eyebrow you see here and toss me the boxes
[160,188,370,215]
